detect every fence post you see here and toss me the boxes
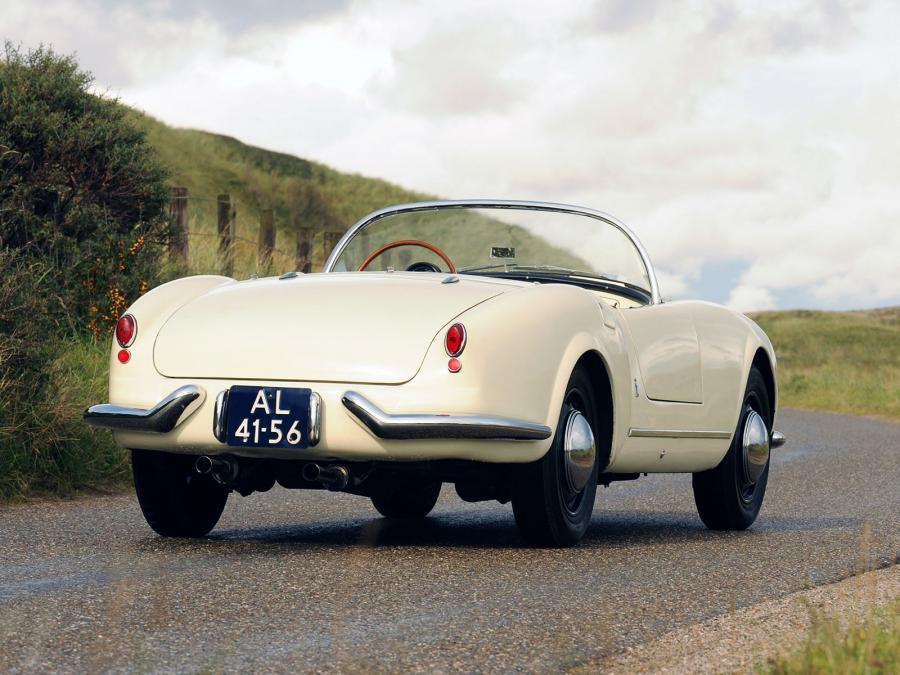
[358,231,370,259]
[168,187,188,265]
[295,226,312,273]
[323,231,342,270]
[259,208,275,273]
[217,194,235,277]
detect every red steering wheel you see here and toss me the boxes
[357,239,457,273]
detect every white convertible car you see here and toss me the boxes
[86,200,784,547]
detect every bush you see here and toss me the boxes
[0,250,127,499]
[0,250,56,458]
[0,43,168,337]
[0,45,163,499]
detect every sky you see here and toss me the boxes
[4,0,900,310]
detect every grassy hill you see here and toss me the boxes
[751,307,900,421]
[132,111,426,274]
[130,112,589,276]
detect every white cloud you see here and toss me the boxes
[3,0,898,310]
[727,284,776,313]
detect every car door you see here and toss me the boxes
[618,302,703,404]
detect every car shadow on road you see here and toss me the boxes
[140,508,860,553]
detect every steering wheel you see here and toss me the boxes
[357,239,457,273]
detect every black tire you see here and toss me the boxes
[511,367,600,547]
[692,366,771,530]
[132,449,228,537]
[371,481,441,519]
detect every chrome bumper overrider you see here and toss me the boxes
[341,391,552,441]
[771,430,786,449]
[84,385,205,433]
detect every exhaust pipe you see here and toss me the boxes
[195,455,238,484]
[302,462,350,491]
[195,455,213,474]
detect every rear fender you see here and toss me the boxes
[108,275,234,405]
[411,284,631,462]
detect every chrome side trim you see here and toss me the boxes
[84,385,205,433]
[308,392,322,446]
[213,389,229,443]
[322,200,661,304]
[341,391,551,441]
[770,430,786,449]
[628,427,732,440]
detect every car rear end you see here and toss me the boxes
[87,272,558,465]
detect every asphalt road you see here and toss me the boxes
[1,409,898,673]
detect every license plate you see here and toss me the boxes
[225,386,311,449]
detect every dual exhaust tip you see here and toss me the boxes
[301,462,350,491]
[195,456,349,491]
[194,455,237,483]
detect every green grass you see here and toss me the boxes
[0,337,129,501]
[751,307,900,422]
[133,110,427,232]
[763,599,899,674]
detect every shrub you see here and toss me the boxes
[0,45,160,499]
[0,250,56,457]
[0,43,168,337]
[0,250,127,498]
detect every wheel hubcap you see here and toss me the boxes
[742,409,770,486]
[563,410,596,493]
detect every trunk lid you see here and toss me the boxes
[153,272,508,383]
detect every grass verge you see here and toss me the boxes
[0,338,128,501]
[763,598,899,674]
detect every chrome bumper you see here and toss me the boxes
[771,430,786,449]
[341,391,551,441]
[84,385,205,433]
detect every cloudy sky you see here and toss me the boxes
[5,0,899,310]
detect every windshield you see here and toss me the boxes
[328,204,655,303]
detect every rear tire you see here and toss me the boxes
[371,481,441,519]
[132,449,228,537]
[511,367,600,547]
[692,366,772,530]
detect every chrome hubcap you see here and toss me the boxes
[742,409,770,485]
[563,410,596,493]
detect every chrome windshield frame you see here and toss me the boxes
[322,199,660,305]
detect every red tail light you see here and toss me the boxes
[445,323,466,357]
[115,314,136,347]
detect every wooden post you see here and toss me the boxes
[358,231,370,260]
[258,208,275,273]
[295,226,312,273]
[168,187,188,265]
[217,194,235,277]
[398,248,411,270]
[323,231,342,271]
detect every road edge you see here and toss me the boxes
[572,564,900,675]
